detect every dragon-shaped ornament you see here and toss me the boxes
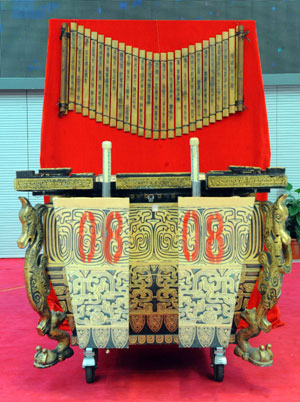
[17,197,73,368]
[234,194,292,366]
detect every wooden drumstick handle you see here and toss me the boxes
[102,141,112,197]
[190,137,200,196]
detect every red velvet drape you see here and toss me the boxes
[41,19,278,330]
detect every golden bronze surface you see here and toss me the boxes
[17,197,73,368]
[14,177,94,191]
[178,197,255,348]
[207,175,287,188]
[234,194,292,366]
[43,201,264,346]
[116,174,191,190]
[53,197,130,350]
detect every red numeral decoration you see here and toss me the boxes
[206,213,224,263]
[78,211,123,264]
[182,210,200,262]
[104,211,123,264]
[79,211,96,263]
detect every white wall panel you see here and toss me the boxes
[266,85,300,202]
[0,90,43,257]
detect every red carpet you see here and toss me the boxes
[0,258,299,402]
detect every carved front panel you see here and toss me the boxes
[53,197,129,349]
[178,197,255,348]
[46,200,263,346]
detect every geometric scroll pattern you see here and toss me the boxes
[178,197,255,348]
[53,197,129,349]
[44,205,74,329]
[129,205,178,263]
[129,204,179,344]
[233,203,264,331]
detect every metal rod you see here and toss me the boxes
[190,137,200,197]
[102,141,112,197]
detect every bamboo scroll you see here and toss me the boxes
[59,23,246,138]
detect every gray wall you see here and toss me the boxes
[0,0,299,79]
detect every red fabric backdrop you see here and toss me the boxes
[41,19,270,174]
[41,19,278,330]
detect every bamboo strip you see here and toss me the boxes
[209,37,216,123]
[145,52,153,138]
[82,28,90,117]
[103,37,112,124]
[75,25,84,113]
[124,45,132,132]
[153,53,160,139]
[89,31,97,119]
[167,52,175,138]
[138,50,146,137]
[110,40,118,127]
[222,32,229,117]
[175,50,182,136]
[235,26,239,111]
[182,48,189,134]
[229,28,236,114]
[131,48,139,134]
[68,22,77,111]
[216,35,222,121]
[59,23,70,115]
[237,25,244,112]
[160,53,167,139]
[96,34,104,122]
[189,45,196,131]
[117,43,125,129]
[203,40,209,126]
[195,43,202,129]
